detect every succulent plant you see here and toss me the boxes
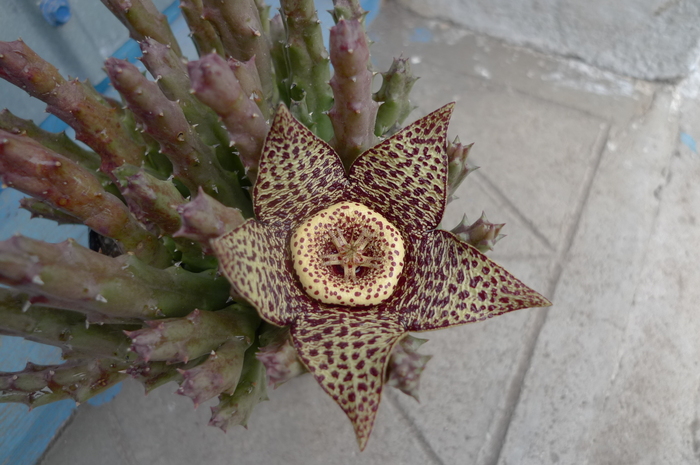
[0,0,550,451]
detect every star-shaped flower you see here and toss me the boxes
[211,103,551,450]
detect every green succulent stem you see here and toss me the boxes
[451,212,505,253]
[179,0,226,57]
[100,0,183,57]
[126,305,259,364]
[0,289,136,360]
[0,359,128,408]
[209,334,268,430]
[330,0,368,23]
[447,136,477,200]
[177,335,253,406]
[280,0,334,141]
[18,198,82,225]
[0,131,169,266]
[0,236,231,320]
[269,14,291,104]
[373,57,418,137]
[0,40,148,173]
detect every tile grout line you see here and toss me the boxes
[384,390,447,465]
[472,171,556,253]
[477,121,612,465]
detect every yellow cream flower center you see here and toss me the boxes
[290,201,405,307]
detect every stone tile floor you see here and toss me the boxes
[41,3,700,464]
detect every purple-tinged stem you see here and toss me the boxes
[177,337,252,407]
[126,305,259,364]
[200,0,276,103]
[328,19,378,169]
[0,236,231,319]
[447,136,477,201]
[127,356,206,393]
[0,131,169,265]
[174,187,246,250]
[188,53,269,182]
[209,336,268,430]
[0,109,100,171]
[113,164,186,237]
[228,56,270,118]
[0,359,128,408]
[256,325,307,388]
[0,40,147,173]
[451,212,505,253]
[386,335,432,401]
[105,58,246,210]
[138,38,240,173]
[101,0,182,56]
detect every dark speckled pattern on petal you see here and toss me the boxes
[291,308,404,450]
[211,219,314,326]
[348,103,454,233]
[395,229,551,331]
[254,105,350,228]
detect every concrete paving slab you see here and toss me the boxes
[577,82,700,465]
[497,88,678,465]
[368,3,653,128]
[42,376,440,465]
[396,0,700,81]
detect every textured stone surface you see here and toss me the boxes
[398,0,700,81]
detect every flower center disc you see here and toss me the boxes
[290,201,405,307]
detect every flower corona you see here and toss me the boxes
[290,201,405,306]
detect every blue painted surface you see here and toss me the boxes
[410,27,432,43]
[680,132,697,154]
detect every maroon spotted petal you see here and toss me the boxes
[254,105,350,228]
[211,220,315,326]
[291,308,405,450]
[348,103,454,233]
[395,230,552,331]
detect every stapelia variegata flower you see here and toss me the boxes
[211,103,551,450]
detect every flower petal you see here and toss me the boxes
[348,103,454,233]
[395,230,551,331]
[211,220,314,326]
[291,308,405,450]
[254,105,350,227]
